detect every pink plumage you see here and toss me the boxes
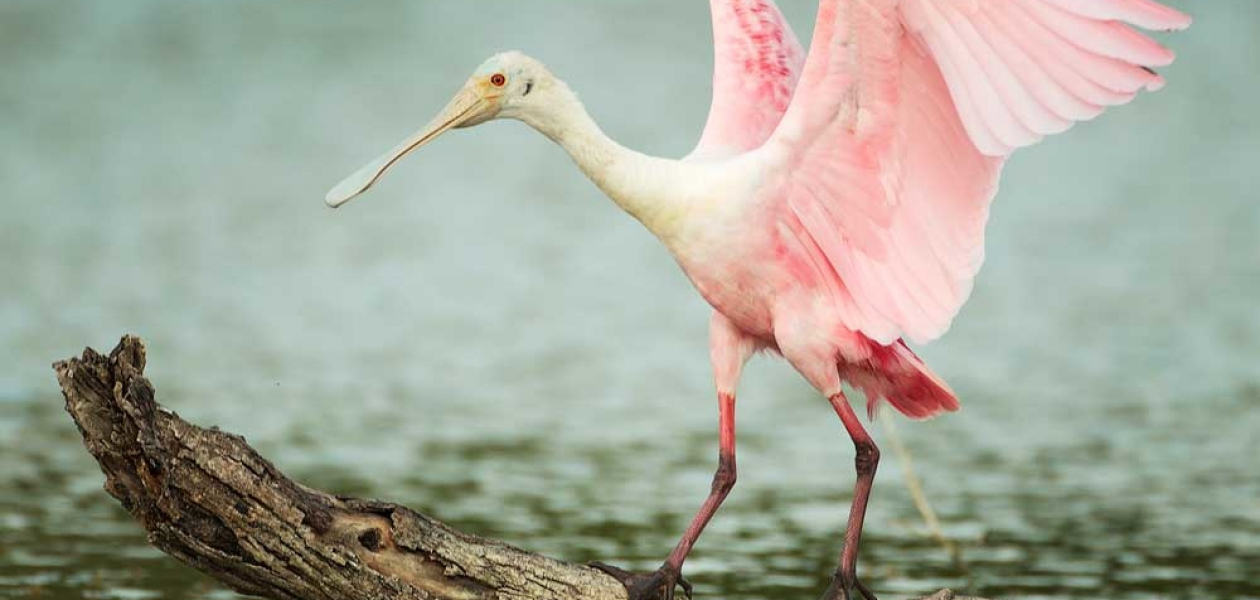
[691,0,806,158]
[325,2,1190,596]
[688,0,1189,424]
[683,5,1188,594]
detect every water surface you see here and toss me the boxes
[2,2,1257,599]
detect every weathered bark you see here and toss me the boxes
[54,335,983,600]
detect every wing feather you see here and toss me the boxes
[758,0,1188,344]
[905,0,1188,154]
[691,0,806,159]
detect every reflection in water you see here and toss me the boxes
[2,1,1257,599]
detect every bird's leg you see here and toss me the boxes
[819,392,880,600]
[592,314,752,600]
[666,391,737,570]
[590,392,737,600]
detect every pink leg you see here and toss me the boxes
[664,392,737,572]
[821,392,880,600]
[591,393,737,600]
[591,314,751,600]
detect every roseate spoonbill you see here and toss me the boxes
[326,1,1190,598]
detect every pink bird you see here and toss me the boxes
[326,1,1191,599]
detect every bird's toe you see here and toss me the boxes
[588,561,690,600]
[817,571,878,600]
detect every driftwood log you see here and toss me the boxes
[54,336,980,600]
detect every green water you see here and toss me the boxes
[2,2,1257,599]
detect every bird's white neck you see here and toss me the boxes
[514,80,693,238]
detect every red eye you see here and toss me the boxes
[490,73,507,87]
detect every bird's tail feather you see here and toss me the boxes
[839,340,959,420]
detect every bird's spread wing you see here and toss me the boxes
[760,0,1190,345]
[902,0,1190,155]
[690,0,807,159]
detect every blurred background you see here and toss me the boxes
[1,1,1256,599]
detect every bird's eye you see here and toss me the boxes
[490,73,507,87]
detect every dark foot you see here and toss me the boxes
[818,570,878,600]
[589,561,693,600]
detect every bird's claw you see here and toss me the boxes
[589,561,693,600]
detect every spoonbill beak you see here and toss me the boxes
[325,80,500,208]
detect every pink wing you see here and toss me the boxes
[690,0,806,159]
[761,0,1190,344]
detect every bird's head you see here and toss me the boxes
[326,51,557,208]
